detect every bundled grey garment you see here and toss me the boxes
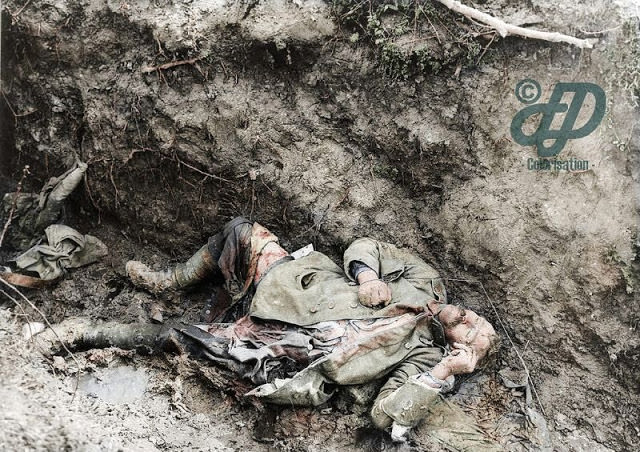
[12,224,108,281]
[1,161,87,250]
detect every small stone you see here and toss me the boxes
[52,356,67,371]
[150,304,164,323]
[22,322,46,340]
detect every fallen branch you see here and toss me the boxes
[435,0,593,49]
[141,57,202,74]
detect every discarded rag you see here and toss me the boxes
[11,224,107,281]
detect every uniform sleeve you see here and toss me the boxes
[343,238,447,304]
[349,261,375,280]
[389,245,447,303]
[343,238,382,281]
[370,345,444,430]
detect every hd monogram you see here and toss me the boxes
[510,79,606,158]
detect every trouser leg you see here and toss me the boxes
[36,318,235,362]
[173,244,219,288]
[126,217,253,294]
[36,318,176,357]
[125,243,218,294]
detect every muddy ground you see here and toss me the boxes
[1,0,639,451]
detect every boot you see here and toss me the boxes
[126,244,217,294]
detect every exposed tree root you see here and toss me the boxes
[141,57,203,74]
[436,0,594,48]
[0,165,30,249]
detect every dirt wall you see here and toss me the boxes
[1,1,638,451]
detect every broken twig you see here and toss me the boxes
[435,0,593,49]
[141,57,203,74]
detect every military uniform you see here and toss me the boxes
[127,220,501,450]
[245,238,448,407]
[201,235,499,450]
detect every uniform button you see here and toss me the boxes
[350,302,359,308]
[309,305,318,313]
[328,302,335,309]
[404,342,413,349]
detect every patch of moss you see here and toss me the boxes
[373,162,400,179]
[332,0,493,80]
[606,235,640,295]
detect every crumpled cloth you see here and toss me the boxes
[1,161,87,250]
[180,315,339,385]
[34,161,88,230]
[12,224,108,281]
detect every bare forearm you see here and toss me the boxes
[430,361,453,381]
[356,269,378,284]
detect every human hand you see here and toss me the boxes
[358,280,392,307]
[357,270,391,307]
[437,342,479,375]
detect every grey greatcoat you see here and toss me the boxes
[247,238,448,424]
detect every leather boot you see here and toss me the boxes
[126,245,217,294]
[173,244,218,287]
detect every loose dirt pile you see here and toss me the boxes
[1,1,638,451]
